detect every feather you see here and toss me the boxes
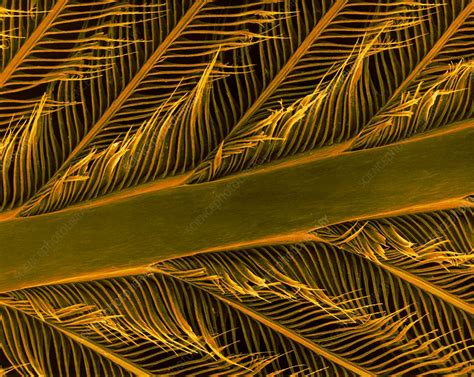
[1,0,473,375]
